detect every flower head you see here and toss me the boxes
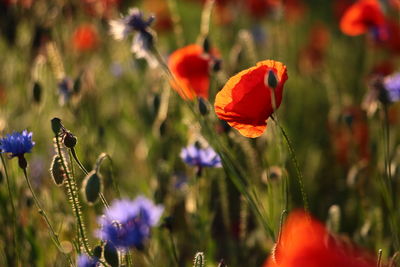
[0,130,35,157]
[77,254,99,267]
[340,0,385,36]
[180,143,222,168]
[383,72,400,102]
[72,24,99,52]
[263,210,376,267]
[97,196,164,249]
[169,44,218,100]
[214,60,288,138]
[109,8,157,68]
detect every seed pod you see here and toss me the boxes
[50,155,65,186]
[63,132,77,148]
[198,97,209,115]
[32,81,42,103]
[266,69,278,89]
[82,170,102,205]
[193,252,205,267]
[104,242,119,267]
[51,118,63,135]
[92,245,102,259]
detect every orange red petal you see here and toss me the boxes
[168,44,212,100]
[340,0,385,36]
[214,60,288,138]
[263,211,376,267]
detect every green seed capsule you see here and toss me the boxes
[50,155,65,186]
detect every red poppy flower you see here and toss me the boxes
[340,0,385,36]
[263,210,377,267]
[169,44,215,100]
[72,24,99,52]
[214,60,287,138]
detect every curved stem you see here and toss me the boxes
[0,154,19,264]
[271,116,309,212]
[70,148,109,208]
[22,167,73,265]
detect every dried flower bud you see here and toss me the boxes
[63,132,77,148]
[82,170,102,205]
[51,118,63,135]
[50,155,65,186]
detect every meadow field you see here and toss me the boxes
[1,0,400,266]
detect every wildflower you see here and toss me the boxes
[58,77,74,105]
[214,60,288,138]
[383,72,400,102]
[0,130,35,157]
[109,8,157,67]
[263,210,376,267]
[180,143,222,168]
[77,254,99,267]
[339,0,385,36]
[97,196,164,250]
[72,24,99,52]
[168,44,218,100]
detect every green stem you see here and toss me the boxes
[22,167,73,265]
[0,154,19,265]
[271,116,309,212]
[54,136,92,256]
[168,230,179,267]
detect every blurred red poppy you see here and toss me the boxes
[169,44,216,100]
[340,0,385,36]
[72,24,99,52]
[214,60,287,138]
[245,0,279,18]
[283,0,306,22]
[263,210,376,267]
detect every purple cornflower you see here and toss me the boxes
[180,144,222,168]
[0,130,35,157]
[77,254,99,267]
[109,8,157,68]
[97,196,164,250]
[383,72,400,102]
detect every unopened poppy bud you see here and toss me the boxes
[82,170,102,205]
[32,81,42,103]
[203,36,210,54]
[198,97,209,115]
[50,155,65,186]
[212,59,222,72]
[193,252,205,267]
[51,118,63,135]
[266,69,278,89]
[93,245,102,259]
[63,132,77,148]
[104,242,119,267]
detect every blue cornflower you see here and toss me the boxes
[383,72,400,103]
[77,254,99,267]
[0,130,35,157]
[97,196,164,250]
[109,8,157,68]
[180,144,222,168]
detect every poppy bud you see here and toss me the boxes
[104,242,119,267]
[82,170,102,205]
[63,132,77,148]
[32,81,42,103]
[203,36,210,54]
[50,155,65,186]
[193,252,205,267]
[51,118,63,135]
[198,97,209,115]
[93,245,102,259]
[18,155,27,169]
[266,69,278,89]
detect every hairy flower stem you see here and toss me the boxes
[271,116,309,212]
[21,167,73,265]
[54,135,92,256]
[0,154,19,264]
[69,148,109,208]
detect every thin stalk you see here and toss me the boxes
[70,148,109,208]
[22,167,73,265]
[168,230,179,267]
[166,0,185,47]
[54,136,92,256]
[95,153,121,198]
[0,154,19,264]
[271,116,309,212]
